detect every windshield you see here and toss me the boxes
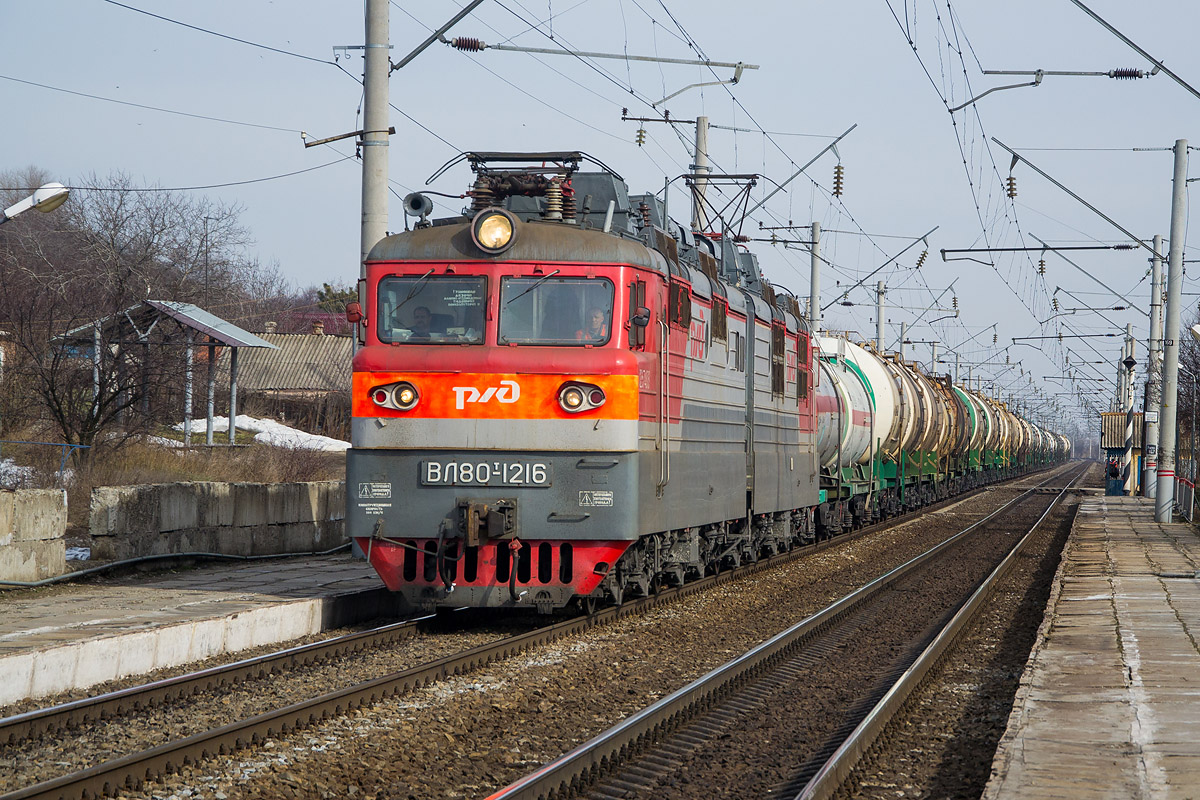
[499,276,614,345]
[377,275,486,344]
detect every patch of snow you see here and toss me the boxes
[0,458,35,489]
[66,547,91,561]
[171,415,349,452]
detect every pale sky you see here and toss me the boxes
[5,0,1200,439]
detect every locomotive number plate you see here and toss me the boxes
[421,460,552,487]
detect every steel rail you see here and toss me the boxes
[793,461,1090,800]
[2,464,1070,800]
[3,464,1037,746]
[0,615,440,745]
[483,462,1085,800]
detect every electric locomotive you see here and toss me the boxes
[345,150,1070,613]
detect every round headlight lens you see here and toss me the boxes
[471,209,517,253]
[561,387,585,410]
[395,382,419,409]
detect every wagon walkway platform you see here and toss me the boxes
[984,495,1200,799]
[0,555,389,707]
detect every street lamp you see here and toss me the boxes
[0,183,70,225]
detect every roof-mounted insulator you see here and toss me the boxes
[832,163,845,197]
[1006,175,1017,198]
[451,37,486,52]
[1108,68,1143,79]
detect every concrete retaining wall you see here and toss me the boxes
[0,490,67,581]
[89,481,346,561]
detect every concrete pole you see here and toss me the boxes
[183,330,194,446]
[1123,323,1135,495]
[1145,234,1164,497]
[228,347,239,445]
[692,115,710,232]
[899,321,907,360]
[206,343,216,446]
[876,281,885,350]
[931,342,938,375]
[360,0,390,274]
[809,222,821,334]
[1156,139,1189,522]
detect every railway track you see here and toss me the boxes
[0,464,1074,800]
[484,461,1089,800]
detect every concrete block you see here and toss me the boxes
[198,483,233,528]
[89,485,153,538]
[29,644,84,699]
[216,526,254,557]
[320,481,346,521]
[268,483,303,525]
[115,629,159,678]
[178,527,220,555]
[0,492,14,547]
[251,524,287,556]
[0,651,37,706]
[299,482,322,523]
[231,483,268,527]
[0,539,65,582]
[318,519,348,547]
[158,483,199,533]
[282,522,318,553]
[12,489,67,542]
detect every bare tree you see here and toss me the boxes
[0,170,283,458]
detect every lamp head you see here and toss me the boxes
[32,183,69,213]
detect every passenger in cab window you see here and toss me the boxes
[576,307,609,342]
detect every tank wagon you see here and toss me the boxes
[345,151,1070,613]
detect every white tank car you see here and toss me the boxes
[816,337,900,461]
[813,337,875,468]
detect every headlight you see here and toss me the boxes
[370,381,420,411]
[558,381,605,413]
[394,382,419,410]
[471,208,517,254]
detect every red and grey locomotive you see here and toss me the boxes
[345,151,1068,613]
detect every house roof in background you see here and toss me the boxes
[218,332,351,392]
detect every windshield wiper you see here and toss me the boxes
[504,270,561,307]
[392,268,435,314]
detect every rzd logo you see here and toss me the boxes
[452,380,520,410]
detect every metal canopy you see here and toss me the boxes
[60,300,276,349]
[141,300,275,349]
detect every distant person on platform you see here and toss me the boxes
[576,307,609,342]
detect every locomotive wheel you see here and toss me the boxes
[581,595,600,615]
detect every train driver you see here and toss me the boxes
[408,305,434,339]
[576,306,609,342]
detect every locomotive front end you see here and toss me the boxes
[347,186,653,612]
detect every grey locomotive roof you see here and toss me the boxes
[368,217,671,275]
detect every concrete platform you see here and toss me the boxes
[985,495,1200,800]
[0,555,395,707]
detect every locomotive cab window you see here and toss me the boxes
[378,274,486,344]
[500,276,615,345]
